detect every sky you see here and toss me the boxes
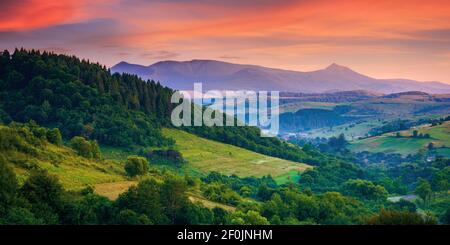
[0,0,449,83]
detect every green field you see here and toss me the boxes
[4,141,127,190]
[306,120,384,141]
[304,115,443,141]
[274,170,302,184]
[280,102,338,113]
[162,128,311,182]
[349,121,450,156]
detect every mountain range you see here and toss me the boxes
[111,60,450,94]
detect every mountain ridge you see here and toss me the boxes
[111,59,450,94]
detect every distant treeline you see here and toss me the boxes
[280,108,356,132]
[279,90,379,104]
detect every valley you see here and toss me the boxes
[279,91,450,145]
[0,49,449,225]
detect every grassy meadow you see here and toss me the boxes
[162,128,311,182]
[306,120,385,140]
[349,121,450,156]
[279,102,338,113]
[4,142,126,190]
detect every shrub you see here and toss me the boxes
[0,157,19,211]
[69,136,101,159]
[230,210,269,225]
[124,156,149,177]
[343,179,388,201]
[147,149,184,166]
[20,170,64,211]
[366,209,437,225]
[46,128,62,145]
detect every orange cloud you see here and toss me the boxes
[0,0,85,31]
[114,0,450,53]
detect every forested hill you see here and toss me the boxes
[0,49,320,164]
[0,49,174,147]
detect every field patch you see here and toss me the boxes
[349,121,450,157]
[187,191,236,212]
[162,128,311,181]
[280,102,338,113]
[6,145,126,190]
[305,120,385,141]
[94,181,137,200]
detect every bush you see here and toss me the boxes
[0,157,19,211]
[124,156,149,177]
[21,170,63,205]
[366,209,437,225]
[230,210,269,225]
[203,182,241,205]
[46,128,63,145]
[147,149,184,166]
[0,127,21,150]
[69,136,101,159]
[343,179,388,201]
[441,207,450,225]
[116,209,152,225]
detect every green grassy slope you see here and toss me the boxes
[0,124,244,210]
[280,102,338,113]
[162,128,311,181]
[1,127,126,190]
[349,122,450,156]
[306,120,385,140]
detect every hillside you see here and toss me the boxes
[0,49,175,148]
[277,90,450,137]
[162,128,311,183]
[0,123,126,190]
[111,60,450,94]
[0,122,376,225]
[1,49,447,225]
[349,121,450,157]
[0,122,247,212]
[0,49,320,165]
[279,90,382,104]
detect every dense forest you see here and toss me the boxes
[0,49,174,148]
[280,108,355,132]
[0,49,322,165]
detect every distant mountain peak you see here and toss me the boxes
[115,61,131,66]
[325,63,351,71]
[190,59,218,63]
[151,60,180,66]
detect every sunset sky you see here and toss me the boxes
[1,0,449,83]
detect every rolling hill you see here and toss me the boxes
[0,124,126,190]
[162,128,311,183]
[0,49,320,165]
[342,91,450,118]
[111,60,450,94]
[278,91,450,139]
[348,121,450,157]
